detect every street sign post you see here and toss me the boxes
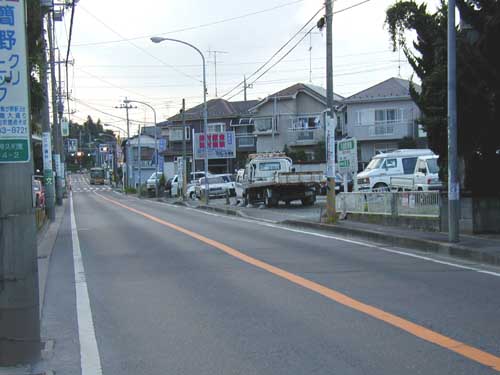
[337,138,358,192]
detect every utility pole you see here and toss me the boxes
[0,0,40,365]
[57,49,66,196]
[208,49,227,97]
[244,76,247,102]
[47,12,62,205]
[447,0,459,242]
[40,7,55,221]
[325,0,337,223]
[116,99,136,188]
[181,99,187,199]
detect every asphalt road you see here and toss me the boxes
[37,174,500,374]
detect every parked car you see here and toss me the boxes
[319,173,353,195]
[195,175,235,199]
[146,172,163,191]
[356,149,435,191]
[32,179,45,208]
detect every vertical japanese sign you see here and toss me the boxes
[193,131,236,160]
[325,116,336,178]
[0,0,30,163]
[61,117,69,136]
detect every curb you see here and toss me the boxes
[196,204,245,217]
[281,220,500,267]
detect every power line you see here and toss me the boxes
[226,0,374,100]
[78,5,201,83]
[70,0,306,48]
[221,5,325,99]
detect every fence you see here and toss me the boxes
[336,191,440,218]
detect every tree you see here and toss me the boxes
[27,0,45,134]
[398,136,418,149]
[385,0,500,195]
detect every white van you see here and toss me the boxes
[356,149,435,191]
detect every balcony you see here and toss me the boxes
[287,127,324,146]
[351,121,415,141]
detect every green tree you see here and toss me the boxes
[398,136,418,149]
[27,0,45,134]
[385,0,500,195]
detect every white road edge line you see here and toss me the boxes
[99,195,500,279]
[176,203,500,278]
[70,193,104,375]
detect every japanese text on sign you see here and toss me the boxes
[193,131,236,160]
[0,0,30,163]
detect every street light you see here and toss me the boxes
[123,99,159,198]
[151,36,210,203]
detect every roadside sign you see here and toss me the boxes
[61,117,69,136]
[337,137,358,175]
[158,138,167,152]
[0,0,31,163]
[193,131,236,160]
[325,116,336,178]
[68,138,77,152]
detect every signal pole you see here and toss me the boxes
[325,0,337,223]
[116,99,136,188]
[47,11,63,205]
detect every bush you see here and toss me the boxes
[124,187,137,194]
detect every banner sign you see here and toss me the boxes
[61,117,69,136]
[325,116,336,178]
[193,131,236,160]
[68,138,77,153]
[0,0,31,163]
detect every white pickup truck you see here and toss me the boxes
[390,155,443,191]
[236,153,322,207]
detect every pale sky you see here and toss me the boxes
[54,0,437,134]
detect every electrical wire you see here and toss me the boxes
[70,0,306,48]
[220,5,325,99]
[78,5,202,83]
[225,0,374,100]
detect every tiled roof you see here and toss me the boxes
[343,77,421,103]
[250,82,343,111]
[168,98,259,122]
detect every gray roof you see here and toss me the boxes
[168,98,259,122]
[343,77,421,103]
[249,83,343,111]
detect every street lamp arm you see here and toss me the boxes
[150,37,206,66]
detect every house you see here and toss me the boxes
[123,134,157,188]
[161,98,259,177]
[342,77,425,168]
[248,83,344,161]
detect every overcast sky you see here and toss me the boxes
[54,0,438,133]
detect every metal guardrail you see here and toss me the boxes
[336,191,440,218]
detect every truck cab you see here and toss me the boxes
[245,155,292,183]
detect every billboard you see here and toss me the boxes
[193,131,236,160]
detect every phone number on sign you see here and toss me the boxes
[0,127,28,135]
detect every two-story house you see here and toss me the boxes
[249,83,344,161]
[162,98,259,177]
[342,77,425,168]
[123,134,157,188]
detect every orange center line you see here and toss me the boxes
[95,192,500,372]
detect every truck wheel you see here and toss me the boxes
[302,195,315,206]
[373,183,389,192]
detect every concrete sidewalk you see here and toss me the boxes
[167,197,500,267]
[37,202,67,316]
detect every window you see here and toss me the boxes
[383,158,397,169]
[426,158,439,174]
[254,118,273,132]
[366,158,382,171]
[402,157,418,174]
[258,162,281,171]
[169,126,190,141]
[375,109,400,124]
[356,110,374,125]
[208,123,225,133]
[417,160,427,175]
[293,116,321,129]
